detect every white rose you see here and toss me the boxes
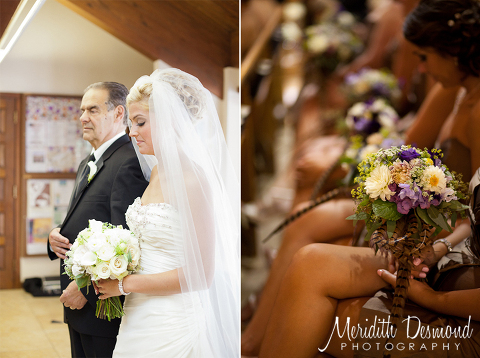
[88,219,103,233]
[109,255,128,278]
[86,233,106,252]
[94,261,111,280]
[126,244,141,265]
[96,244,116,262]
[73,245,88,264]
[72,264,85,277]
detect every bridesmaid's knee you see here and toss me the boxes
[290,244,332,274]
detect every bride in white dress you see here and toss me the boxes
[94,69,240,357]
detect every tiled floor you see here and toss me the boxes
[0,289,70,358]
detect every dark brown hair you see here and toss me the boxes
[404,0,480,77]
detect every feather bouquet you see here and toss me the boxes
[348,145,469,320]
[63,219,141,321]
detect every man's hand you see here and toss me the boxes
[48,228,71,259]
[60,281,87,310]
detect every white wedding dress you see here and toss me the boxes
[113,198,213,357]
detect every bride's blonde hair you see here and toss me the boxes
[127,70,207,122]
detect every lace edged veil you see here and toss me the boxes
[129,69,240,357]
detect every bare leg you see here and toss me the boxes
[241,199,356,355]
[259,244,389,358]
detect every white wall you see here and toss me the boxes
[0,0,154,281]
[0,0,153,95]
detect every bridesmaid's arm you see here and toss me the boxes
[378,270,480,321]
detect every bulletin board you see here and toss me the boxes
[22,95,91,256]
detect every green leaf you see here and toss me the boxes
[415,207,437,228]
[448,201,469,211]
[427,206,452,233]
[75,275,89,289]
[346,212,368,221]
[450,211,457,228]
[372,200,403,221]
[432,226,442,238]
[386,220,396,238]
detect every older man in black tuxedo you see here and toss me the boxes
[47,82,148,358]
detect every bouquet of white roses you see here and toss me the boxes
[343,68,402,105]
[63,219,141,321]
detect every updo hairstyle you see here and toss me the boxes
[404,0,480,77]
[127,69,207,122]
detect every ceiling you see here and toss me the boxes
[56,0,239,97]
[0,0,21,40]
[1,0,239,97]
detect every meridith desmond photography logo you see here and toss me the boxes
[318,315,474,353]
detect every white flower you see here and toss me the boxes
[348,102,366,117]
[359,144,380,161]
[96,244,116,262]
[126,244,141,265]
[89,220,103,233]
[365,165,394,200]
[337,11,355,27]
[441,187,457,202]
[72,264,85,277]
[281,22,303,42]
[421,166,447,194]
[73,245,88,264]
[307,35,329,54]
[86,233,106,252]
[345,147,358,160]
[283,2,306,22]
[87,161,97,182]
[94,261,111,280]
[366,133,384,145]
[109,255,128,278]
[79,251,97,267]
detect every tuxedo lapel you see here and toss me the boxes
[61,134,131,228]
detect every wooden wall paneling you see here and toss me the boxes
[57,0,239,98]
[0,93,21,288]
[0,0,21,39]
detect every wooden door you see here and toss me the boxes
[0,94,21,289]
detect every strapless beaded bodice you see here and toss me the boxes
[125,197,182,273]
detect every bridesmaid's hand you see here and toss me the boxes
[377,269,435,306]
[94,279,121,299]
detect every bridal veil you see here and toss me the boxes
[129,69,240,357]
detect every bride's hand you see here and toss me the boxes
[94,279,121,299]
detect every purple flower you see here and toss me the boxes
[399,148,420,162]
[398,183,420,203]
[397,197,414,214]
[417,192,431,209]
